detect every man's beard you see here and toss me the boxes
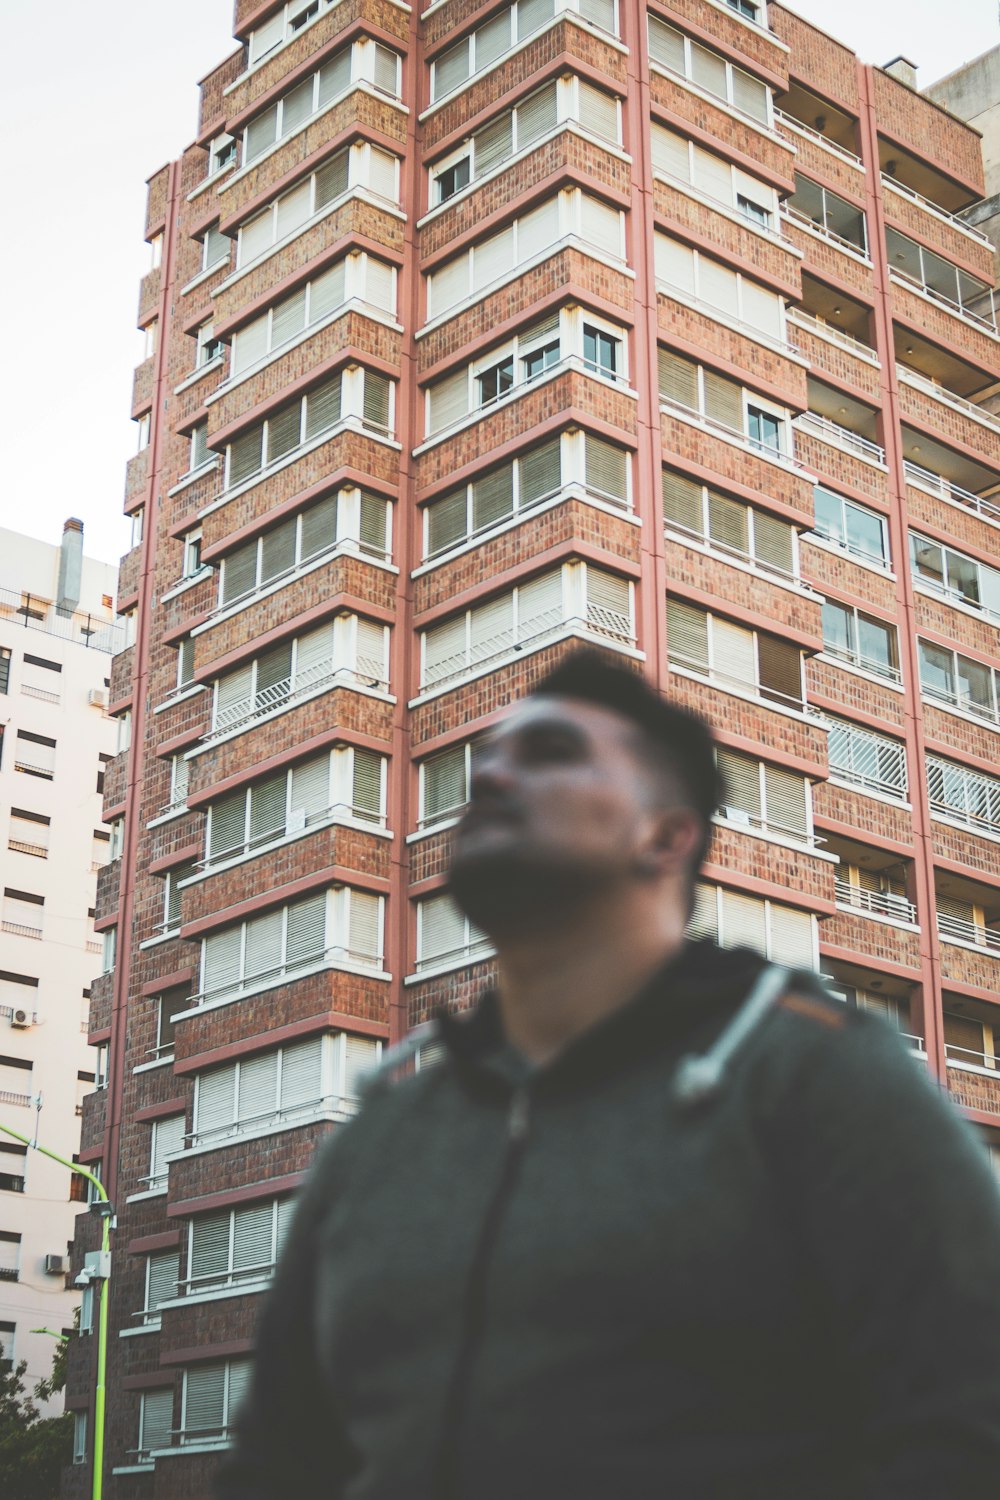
[448,845,609,940]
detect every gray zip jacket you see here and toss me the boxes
[215,941,1000,1498]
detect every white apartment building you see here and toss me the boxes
[0,520,120,1411]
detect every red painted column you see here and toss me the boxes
[856,62,946,1081]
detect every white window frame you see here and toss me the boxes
[647,13,772,127]
[663,471,799,583]
[236,145,400,271]
[208,134,237,176]
[810,486,890,568]
[668,600,806,711]
[650,121,777,230]
[821,599,900,684]
[430,1,619,103]
[918,638,1000,727]
[910,530,1000,623]
[654,232,786,346]
[689,882,818,967]
[418,742,473,830]
[181,530,204,579]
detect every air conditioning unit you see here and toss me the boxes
[44,1254,67,1277]
[88,688,109,709]
[11,1009,32,1029]
[721,806,752,826]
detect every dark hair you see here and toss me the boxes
[531,648,722,875]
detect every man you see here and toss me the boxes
[217,650,1000,1498]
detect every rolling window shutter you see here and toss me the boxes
[281,77,314,137]
[700,258,739,318]
[373,44,399,95]
[270,288,307,350]
[662,470,702,534]
[356,619,388,681]
[249,774,286,845]
[250,11,283,62]
[300,495,337,560]
[232,315,269,375]
[517,571,563,638]
[519,439,561,505]
[428,369,470,434]
[245,104,279,163]
[690,41,727,100]
[692,145,733,207]
[359,492,387,554]
[650,124,690,181]
[427,489,468,556]
[475,10,511,68]
[190,1215,230,1284]
[275,180,311,240]
[655,234,694,294]
[348,892,381,963]
[753,511,793,575]
[208,793,247,860]
[423,746,468,821]
[713,618,755,685]
[227,1362,253,1426]
[688,883,718,942]
[352,749,383,821]
[294,623,334,690]
[659,349,698,409]
[203,926,242,997]
[260,517,297,584]
[290,755,330,824]
[420,893,466,963]
[579,197,621,258]
[424,615,468,685]
[732,67,769,124]
[240,209,274,266]
[577,81,619,143]
[757,635,802,708]
[265,403,302,464]
[703,370,742,430]
[286,893,327,968]
[243,909,283,982]
[195,1067,236,1136]
[517,0,555,40]
[472,466,514,531]
[584,436,627,503]
[280,1038,323,1111]
[152,1115,185,1178]
[215,663,254,726]
[236,1052,278,1124]
[367,149,398,202]
[585,568,630,636]
[648,15,685,71]
[363,256,394,312]
[474,115,514,176]
[717,749,761,821]
[579,0,615,23]
[228,427,264,487]
[768,904,814,967]
[256,641,293,695]
[146,1252,179,1311]
[741,280,782,339]
[516,82,558,148]
[764,766,809,839]
[233,1202,274,1273]
[315,152,349,208]
[309,261,346,322]
[434,40,469,98]
[429,252,470,316]
[474,226,515,288]
[667,600,709,672]
[276,1199,296,1256]
[721,890,767,953]
[470,593,515,664]
[305,374,342,439]
[185,1366,225,1436]
[222,543,258,605]
[318,50,351,107]
[708,493,749,555]
[344,1036,380,1097]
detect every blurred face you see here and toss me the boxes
[449,695,681,934]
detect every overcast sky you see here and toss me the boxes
[1,0,997,569]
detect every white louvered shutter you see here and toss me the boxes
[265,403,301,464]
[286,893,327,969]
[373,44,399,96]
[315,152,349,208]
[427,489,468,556]
[348,892,381,964]
[423,745,468,822]
[659,349,698,409]
[516,82,558,148]
[717,749,762,823]
[474,115,513,176]
[768,904,815,968]
[260,517,297,584]
[276,1199,296,1256]
[352,749,383,822]
[245,105,279,163]
[300,495,337,560]
[359,492,388,555]
[237,1052,279,1126]
[222,545,258,606]
[579,197,622,258]
[667,600,709,673]
[577,81,619,143]
[700,258,739,318]
[476,10,510,68]
[318,50,352,107]
[517,0,554,39]
[151,1115,185,1181]
[651,124,690,181]
[764,766,809,840]
[208,793,247,860]
[693,145,733,208]
[203,926,242,998]
[585,568,631,639]
[519,438,561,505]
[249,774,286,846]
[232,1203,274,1275]
[708,493,749,555]
[141,1388,174,1455]
[227,1362,253,1428]
[309,260,346,324]
[279,1038,323,1111]
[294,623,334,691]
[423,615,467,686]
[474,225,515,288]
[185,1365,225,1437]
[232,315,269,375]
[195,1066,236,1139]
[472,466,514,531]
[688,883,719,943]
[690,41,727,100]
[434,41,469,98]
[470,593,515,665]
[648,15,685,71]
[585,436,627,503]
[721,891,767,954]
[275,180,311,241]
[239,210,274,266]
[429,252,470,317]
[356,619,388,684]
[712,618,755,686]
[190,1215,231,1287]
[517,571,563,640]
[732,67,769,124]
[754,512,793,575]
[147,1251,179,1313]
[741,280,782,340]
[290,755,330,826]
[420,893,466,965]
[243,909,283,983]
[703,370,742,430]
[662,470,702,534]
[304,373,342,439]
[367,148,398,202]
[344,1035,380,1099]
[655,234,694,294]
[228,427,264,487]
[428,369,470,434]
[579,0,615,23]
[270,288,307,350]
[363,255,394,313]
[363,371,391,432]
[281,77,314,137]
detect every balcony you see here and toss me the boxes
[773,111,864,200]
[208,659,388,746]
[835,879,916,925]
[787,309,880,401]
[420,604,635,699]
[781,207,873,297]
[904,460,1000,530]
[946,1051,1000,1118]
[896,366,1000,470]
[881,175,995,283]
[937,910,1000,955]
[889,271,999,377]
[794,410,884,468]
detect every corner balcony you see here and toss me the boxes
[945,1049,1000,1119]
[889,271,999,378]
[896,366,1000,472]
[787,309,881,403]
[774,111,865,203]
[881,175,995,284]
[820,891,922,972]
[937,912,1000,997]
[793,411,888,502]
[780,208,874,298]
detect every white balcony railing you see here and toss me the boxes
[210,656,387,741]
[773,110,863,168]
[822,642,902,685]
[889,267,998,337]
[787,308,879,364]
[794,412,885,466]
[826,720,907,799]
[937,911,1000,953]
[781,205,870,261]
[898,364,1000,442]
[835,880,917,924]
[903,461,1000,526]
[882,174,994,250]
[424,607,634,693]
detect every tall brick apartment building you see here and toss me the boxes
[66,1,1000,1493]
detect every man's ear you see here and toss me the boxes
[635,807,703,879]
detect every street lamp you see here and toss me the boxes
[1,1119,111,1500]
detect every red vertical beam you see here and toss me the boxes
[623,0,669,687]
[102,162,183,1202]
[856,63,946,1081]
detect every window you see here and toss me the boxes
[837,861,914,923]
[8,807,49,859]
[179,1360,252,1449]
[654,234,784,342]
[142,320,158,359]
[886,227,993,324]
[927,754,1000,835]
[667,599,804,710]
[583,324,619,378]
[135,413,151,452]
[826,716,907,800]
[220,492,389,611]
[199,888,384,1004]
[224,368,393,489]
[211,617,389,738]
[130,507,145,548]
[788,175,867,254]
[427,191,623,319]
[663,470,795,579]
[910,532,1000,621]
[176,638,196,692]
[237,146,399,267]
[658,350,787,453]
[647,15,770,123]
[919,639,1000,726]
[149,234,162,270]
[0,1232,21,1283]
[145,1114,185,1192]
[101,926,116,975]
[205,746,386,866]
[138,1388,174,1460]
[151,990,182,1060]
[231,254,395,377]
[200,223,230,274]
[192,1033,381,1146]
[182,531,203,578]
[162,862,196,932]
[811,487,889,566]
[248,0,346,63]
[747,405,781,454]
[209,134,236,175]
[716,749,810,842]
[727,0,761,17]
[14,730,55,780]
[431,4,556,100]
[186,1201,294,1296]
[650,122,775,228]
[419,742,473,828]
[142,1251,180,1324]
[689,884,816,967]
[0,1142,26,1194]
[937,893,1000,952]
[196,323,223,368]
[73,1411,87,1465]
[244,41,400,165]
[822,601,899,681]
[421,564,633,690]
[2,888,43,940]
[0,650,9,694]
[95,1043,109,1090]
[416,892,491,971]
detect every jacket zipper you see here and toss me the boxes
[433,1085,532,1499]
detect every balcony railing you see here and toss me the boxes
[773,110,863,168]
[946,1043,999,1070]
[889,267,998,337]
[937,911,1000,952]
[835,880,917,924]
[424,606,634,693]
[192,943,383,1009]
[882,174,993,250]
[188,1094,361,1148]
[0,1090,31,1109]
[781,205,870,261]
[921,678,1000,729]
[898,364,1000,441]
[794,412,885,465]
[661,396,811,476]
[825,721,908,799]
[927,755,1000,837]
[7,838,47,858]
[210,657,387,742]
[0,920,42,940]
[903,461,1000,526]
[415,936,495,973]
[787,308,878,364]
[822,642,902,685]
[0,586,124,654]
[21,683,60,705]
